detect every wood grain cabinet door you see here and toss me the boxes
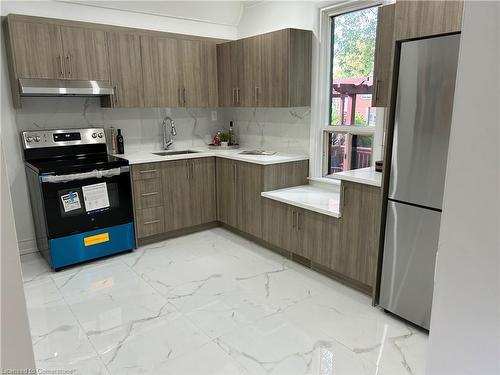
[235,161,263,238]
[260,29,289,107]
[302,211,341,270]
[339,182,381,288]
[372,4,395,107]
[395,0,463,40]
[141,36,181,107]
[262,199,295,252]
[216,158,237,226]
[202,42,219,108]
[179,39,207,108]
[8,21,64,79]
[162,160,192,232]
[59,26,109,81]
[189,158,217,225]
[216,42,233,107]
[106,31,144,108]
[242,35,262,107]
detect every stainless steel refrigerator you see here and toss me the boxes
[379,34,460,330]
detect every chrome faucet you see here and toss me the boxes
[162,116,177,149]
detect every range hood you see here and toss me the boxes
[19,79,114,96]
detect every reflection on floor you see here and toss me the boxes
[21,228,428,375]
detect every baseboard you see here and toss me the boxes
[17,238,38,255]
[137,221,220,247]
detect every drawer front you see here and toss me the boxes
[133,178,162,209]
[132,163,162,180]
[135,206,165,238]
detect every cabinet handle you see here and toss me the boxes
[57,55,64,78]
[139,169,157,174]
[374,79,380,102]
[178,88,182,106]
[141,191,158,197]
[341,185,346,209]
[236,87,240,105]
[232,88,235,105]
[183,88,186,106]
[292,210,296,229]
[143,219,160,225]
[255,87,259,105]
[65,55,72,78]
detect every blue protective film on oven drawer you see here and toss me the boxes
[48,222,135,270]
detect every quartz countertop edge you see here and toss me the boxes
[329,167,382,187]
[261,185,341,218]
[114,148,309,166]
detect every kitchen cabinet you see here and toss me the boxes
[217,40,244,106]
[59,26,109,81]
[372,4,395,107]
[132,158,217,241]
[339,181,381,288]
[142,36,218,108]
[106,31,144,108]
[395,0,463,40]
[217,28,312,107]
[216,158,263,238]
[217,159,309,238]
[6,20,63,80]
[5,18,109,81]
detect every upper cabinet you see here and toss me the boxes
[105,31,144,108]
[5,17,109,81]
[217,28,312,108]
[59,26,109,81]
[372,4,396,107]
[142,36,218,108]
[395,0,464,41]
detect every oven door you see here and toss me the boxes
[40,166,133,238]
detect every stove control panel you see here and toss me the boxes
[21,128,107,149]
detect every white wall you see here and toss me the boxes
[0,144,35,369]
[427,2,500,374]
[238,1,318,38]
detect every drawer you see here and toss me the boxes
[135,206,165,238]
[132,162,162,180]
[133,178,162,209]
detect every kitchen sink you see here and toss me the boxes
[239,150,277,156]
[152,150,200,156]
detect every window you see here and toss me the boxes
[324,6,378,175]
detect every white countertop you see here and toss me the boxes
[261,183,341,218]
[329,167,382,187]
[114,147,309,166]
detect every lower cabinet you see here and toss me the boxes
[262,181,381,293]
[216,158,309,239]
[132,157,217,241]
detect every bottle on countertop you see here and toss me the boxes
[110,127,117,154]
[116,129,124,154]
[228,121,236,145]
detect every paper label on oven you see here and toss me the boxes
[82,182,110,212]
[61,191,81,212]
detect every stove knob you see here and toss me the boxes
[92,133,97,138]
[25,136,33,143]
[97,132,104,138]
[34,136,41,142]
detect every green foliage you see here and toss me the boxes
[219,132,229,142]
[332,7,377,79]
[330,111,366,126]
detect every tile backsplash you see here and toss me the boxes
[15,97,311,155]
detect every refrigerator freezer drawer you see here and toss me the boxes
[388,34,460,209]
[379,200,442,329]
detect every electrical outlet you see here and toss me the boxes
[211,111,217,121]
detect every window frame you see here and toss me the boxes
[310,0,384,179]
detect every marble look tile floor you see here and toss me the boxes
[21,228,428,375]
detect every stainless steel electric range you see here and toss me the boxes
[21,128,135,270]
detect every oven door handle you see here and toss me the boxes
[40,166,129,183]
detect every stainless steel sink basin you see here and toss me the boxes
[152,150,200,156]
[239,150,277,156]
